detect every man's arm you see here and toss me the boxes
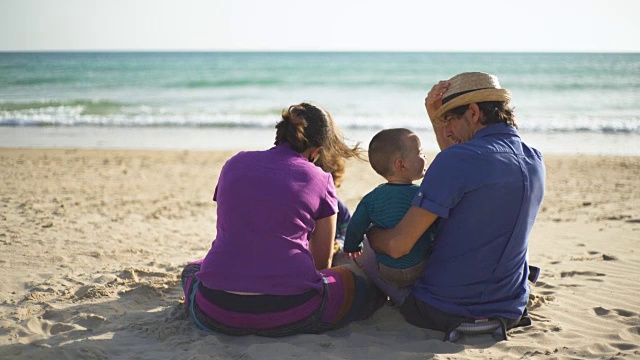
[425,80,454,151]
[368,206,438,259]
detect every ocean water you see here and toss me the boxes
[1,52,639,154]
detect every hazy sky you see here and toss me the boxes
[1,0,639,52]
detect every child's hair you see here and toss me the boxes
[275,103,365,174]
[315,156,346,187]
[368,128,415,177]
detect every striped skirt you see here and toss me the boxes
[181,260,385,337]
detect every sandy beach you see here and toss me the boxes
[1,148,639,359]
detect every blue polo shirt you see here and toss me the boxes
[411,123,545,319]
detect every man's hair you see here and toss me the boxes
[368,128,415,177]
[445,101,518,128]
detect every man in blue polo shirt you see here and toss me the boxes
[367,72,545,335]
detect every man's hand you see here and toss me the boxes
[366,207,438,259]
[425,80,450,121]
[425,80,454,150]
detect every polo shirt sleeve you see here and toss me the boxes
[213,154,236,202]
[316,173,338,219]
[412,150,467,219]
[343,194,372,252]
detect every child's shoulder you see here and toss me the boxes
[369,183,420,195]
[359,183,386,201]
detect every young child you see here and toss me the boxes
[344,128,436,287]
[328,157,351,245]
[315,156,352,263]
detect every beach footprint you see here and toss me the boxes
[533,281,559,296]
[127,304,192,340]
[607,326,640,352]
[560,271,606,282]
[593,307,638,318]
[72,313,109,331]
[534,281,556,290]
[510,320,561,339]
[626,326,640,339]
[26,316,85,338]
[41,305,110,332]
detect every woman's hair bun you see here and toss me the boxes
[287,105,307,126]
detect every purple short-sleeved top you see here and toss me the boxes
[197,143,338,295]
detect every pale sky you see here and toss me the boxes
[1,0,639,52]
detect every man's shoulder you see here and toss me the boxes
[432,144,481,166]
[522,142,544,160]
[438,130,542,160]
[428,139,510,176]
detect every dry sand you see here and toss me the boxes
[1,148,639,359]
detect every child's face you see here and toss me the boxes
[403,135,427,180]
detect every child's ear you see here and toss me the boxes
[393,157,405,172]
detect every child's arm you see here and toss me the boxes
[335,199,351,240]
[343,196,372,254]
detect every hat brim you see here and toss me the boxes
[433,88,511,122]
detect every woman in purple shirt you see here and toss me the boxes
[181,103,385,336]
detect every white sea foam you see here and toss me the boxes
[1,52,639,151]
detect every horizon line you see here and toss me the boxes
[2,49,640,54]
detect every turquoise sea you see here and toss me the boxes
[1,52,639,154]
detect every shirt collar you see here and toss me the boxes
[473,123,519,140]
[274,142,305,159]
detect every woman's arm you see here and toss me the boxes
[309,214,337,270]
[368,206,438,259]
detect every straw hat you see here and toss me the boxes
[433,72,511,121]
